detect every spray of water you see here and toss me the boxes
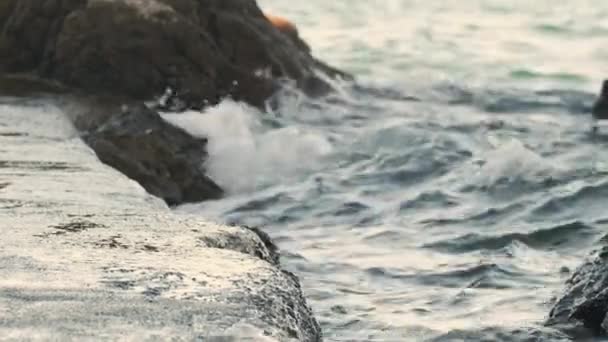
[161,99,333,194]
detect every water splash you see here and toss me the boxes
[161,100,333,194]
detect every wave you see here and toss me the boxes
[365,262,524,289]
[424,221,598,253]
[432,82,594,114]
[530,180,608,221]
[430,326,570,342]
[161,100,333,194]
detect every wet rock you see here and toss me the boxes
[0,0,351,109]
[0,1,352,206]
[198,225,280,266]
[592,80,608,120]
[431,326,570,342]
[70,100,223,206]
[0,0,16,32]
[0,73,68,97]
[546,246,608,339]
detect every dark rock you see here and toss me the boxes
[546,246,608,339]
[0,73,68,97]
[197,225,280,266]
[72,100,223,206]
[0,0,352,109]
[241,224,280,265]
[0,0,353,206]
[592,80,608,120]
[0,1,16,32]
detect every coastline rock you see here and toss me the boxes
[0,0,352,109]
[65,98,223,205]
[263,12,310,53]
[0,1,16,31]
[0,101,322,341]
[592,79,608,120]
[546,246,608,339]
[0,1,353,206]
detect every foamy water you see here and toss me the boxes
[161,101,333,194]
[171,1,608,340]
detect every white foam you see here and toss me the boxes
[473,139,557,187]
[161,100,333,194]
[220,323,284,342]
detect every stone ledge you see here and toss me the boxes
[0,100,321,341]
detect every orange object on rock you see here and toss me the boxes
[264,12,299,37]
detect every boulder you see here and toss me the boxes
[0,0,352,109]
[64,97,223,205]
[546,246,608,339]
[0,0,353,206]
[0,0,16,30]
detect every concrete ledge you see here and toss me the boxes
[0,99,321,341]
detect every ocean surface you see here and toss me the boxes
[4,0,608,341]
[171,1,608,340]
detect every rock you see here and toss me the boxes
[0,0,354,206]
[0,101,322,341]
[0,73,69,97]
[63,97,223,206]
[592,80,608,120]
[0,0,352,109]
[0,0,16,30]
[263,12,309,51]
[546,246,608,339]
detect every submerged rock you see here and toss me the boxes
[0,0,351,109]
[546,246,608,339]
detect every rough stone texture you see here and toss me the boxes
[0,100,322,341]
[546,246,608,339]
[0,0,351,109]
[61,97,224,205]
[592,79,608,120]
[0,73,69,97]
[0,0,16,30]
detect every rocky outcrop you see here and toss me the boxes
[0,0,352,206]
[546,246,608,339]
[69,99,224,205]
[0,101,322,341]
[0,0,351,109]
[0,0,16,31]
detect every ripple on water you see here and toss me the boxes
[365,262,524,290]
[228,193,294,213]
[186,0,608,338]
[430,326,571,342]
[530,181,608,221]
[399,190,460,212]
[509,69,587,83]
[424,221,598,254]
[417,202,525,228]
[431,83,594,114]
